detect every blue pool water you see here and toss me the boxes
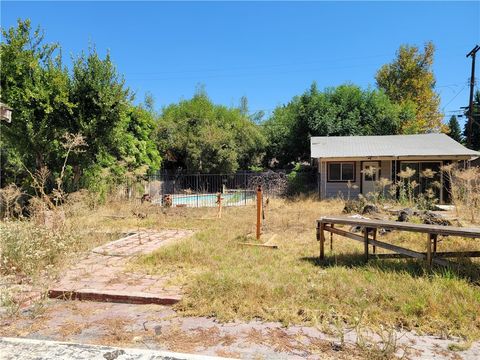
[163,192,255,207]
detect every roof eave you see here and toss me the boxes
[311,155,478,161]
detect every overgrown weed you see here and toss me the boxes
[127,197,480,340]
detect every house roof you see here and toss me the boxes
[310,133,480,159]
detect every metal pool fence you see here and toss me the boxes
[145,172,284,208]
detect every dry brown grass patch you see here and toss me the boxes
[154,325,234,353]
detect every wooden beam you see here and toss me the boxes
[324,225,364,243]
[324,225,426,260]
[364,228,369,262]
[319,222,325,260]
[373,251,480,259]
[318,217,480,238]
[426,234,433,268]
[330,224,334,252]
[369,238,427,261]
[238,242,278,249]
[322,225,462,266]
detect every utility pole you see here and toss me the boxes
[466,45,480,148]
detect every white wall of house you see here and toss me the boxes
[317,158,459,202]
[318,160,361,199]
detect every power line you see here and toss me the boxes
[127,53,396,76]
[441,85,467,110]
[127,62,388,81]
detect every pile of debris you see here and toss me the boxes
[395,208,453,226]
[343,200,454,227]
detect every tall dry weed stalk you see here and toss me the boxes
[442,165,480,223]
[0,184,24,219]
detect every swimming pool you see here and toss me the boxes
[154,192,255,207]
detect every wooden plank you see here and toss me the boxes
[371,253,449,266]
[317,216,480,238]
[324,225,426,260]
[435,251,480,258]
[374,251,480,259]
[426,234,433,267]
[319,222,325,260]
[369,238,427,261]
[372,253,415,259]
[324,225,364,242]
[330,224,334,252]
[364,228,369,262]
[323,225,458,266]
[238,242,278,249]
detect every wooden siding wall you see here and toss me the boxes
[317,158,464,203]
[318,160,392,199]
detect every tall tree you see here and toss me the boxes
[0,19,73,184]
[157,92,265,173]
[464,90,480,151]
[447,115,463,143]
[262,83,413,167]
[376,42,444,134]
[1,20,161,190]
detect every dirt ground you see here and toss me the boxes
[1,299,479,360]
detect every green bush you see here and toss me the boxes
[286,163,315,195]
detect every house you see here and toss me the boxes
[311,133,480,203]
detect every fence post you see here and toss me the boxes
[217,192,223,218]
[244,171,247,205]
[256,185,262,240]
[196,174,199,208]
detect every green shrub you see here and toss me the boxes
[286,163,315,195]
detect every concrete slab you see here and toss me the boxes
[0,337,233,360]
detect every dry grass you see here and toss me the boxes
[2,194,480,344]
[155,325,235,353]
[121,197,480,340]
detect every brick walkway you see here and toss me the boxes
[48,230,193,305]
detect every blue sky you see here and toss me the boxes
[2,1,479,126]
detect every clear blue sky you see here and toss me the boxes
[2,1,479,126]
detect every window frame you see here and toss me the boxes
[327,162,356,182]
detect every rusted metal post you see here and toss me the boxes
[256,185,262,240]
[216,192,223,219]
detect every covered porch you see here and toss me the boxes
[315,157,460,203]
[311,134,480,203]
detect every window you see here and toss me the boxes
[400,161,441,198]
[363,165,377,181]
[328,162,355,182]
